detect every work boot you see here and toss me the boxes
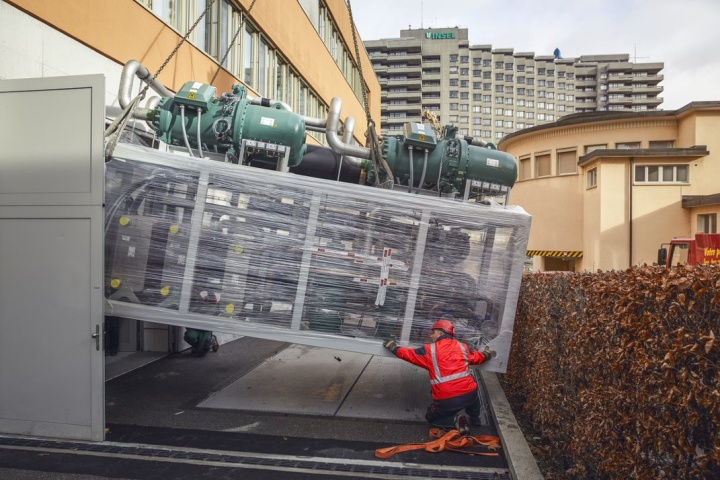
[454,412,470,435]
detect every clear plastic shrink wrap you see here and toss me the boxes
[104,143,531,372]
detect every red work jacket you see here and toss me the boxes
[396,335,488,400]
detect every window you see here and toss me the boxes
[617,142,641,149]
[587,168,597,188]
[698,213,718,234]
[519,156,531,180]
[557,150,576,175]
[450,79,459,86]
[634,165,689,183]
[536,153,551,177]
[649,140,674,149]
[450,103,458,110]
[585,144,607,154]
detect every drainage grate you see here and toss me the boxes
[0,435,510,479]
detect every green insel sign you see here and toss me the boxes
[425,32,456,39]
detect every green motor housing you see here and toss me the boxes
[380,125,517,193]
[151,82,307,167]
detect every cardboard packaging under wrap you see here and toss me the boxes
[104,143,531,373]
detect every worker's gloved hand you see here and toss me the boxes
[483,346,497,360]
[383,338,398,351]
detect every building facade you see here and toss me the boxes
[499,103,720,272]
[1,0,380,148]
[364,27,663,143]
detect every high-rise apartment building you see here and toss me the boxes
[364,28,664,142]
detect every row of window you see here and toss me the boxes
[137,0,366,144]
[518,141,684,185]
[586,165,689,188]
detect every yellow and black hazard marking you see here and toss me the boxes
[527,250,583,258]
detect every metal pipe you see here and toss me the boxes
[337,116,357,181]
[326,97,371,159]
[407,147,414,193]
[196,109,204,158]
[179,105,195,157]
[464,135,488,147]
[246,94,292,112]
[416,149,429,194]
[118,60,175,120]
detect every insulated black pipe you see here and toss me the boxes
[291,145,362,183]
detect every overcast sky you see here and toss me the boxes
[349,0,720,110]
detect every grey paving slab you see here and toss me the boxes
[337,355,431,421]
[197,344,371,415]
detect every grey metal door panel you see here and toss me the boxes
[0,75,105,441]
[0,75,105,206]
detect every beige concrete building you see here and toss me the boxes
[364,27,663,143]
[500,103,720,272]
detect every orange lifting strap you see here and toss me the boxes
[375,428,502,459]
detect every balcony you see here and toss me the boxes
[607,84,633,93]
[387,65,420,75]
[633,85,664,94]
[385,90,421,101]
[389,53,422,64]
[387,78,421,88]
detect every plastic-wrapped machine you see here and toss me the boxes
[104,143,531,372]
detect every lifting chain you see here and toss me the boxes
[210,0,258,85]
[346,0,393,186]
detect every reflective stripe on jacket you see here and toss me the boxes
[395,335,489,400]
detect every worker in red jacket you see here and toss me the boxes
[384,319,495,434]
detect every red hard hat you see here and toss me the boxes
[432,319,455,336]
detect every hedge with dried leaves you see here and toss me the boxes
[503,265,720,479]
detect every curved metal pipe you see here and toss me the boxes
[119,60,176,120]
[337,116,363,179]
[326,97,371,159]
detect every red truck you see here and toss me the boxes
[658,233,720,267]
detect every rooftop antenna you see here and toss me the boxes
[632,45,649,63]
[421,1,423,29]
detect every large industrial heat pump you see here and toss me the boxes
[103,61,532,372]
